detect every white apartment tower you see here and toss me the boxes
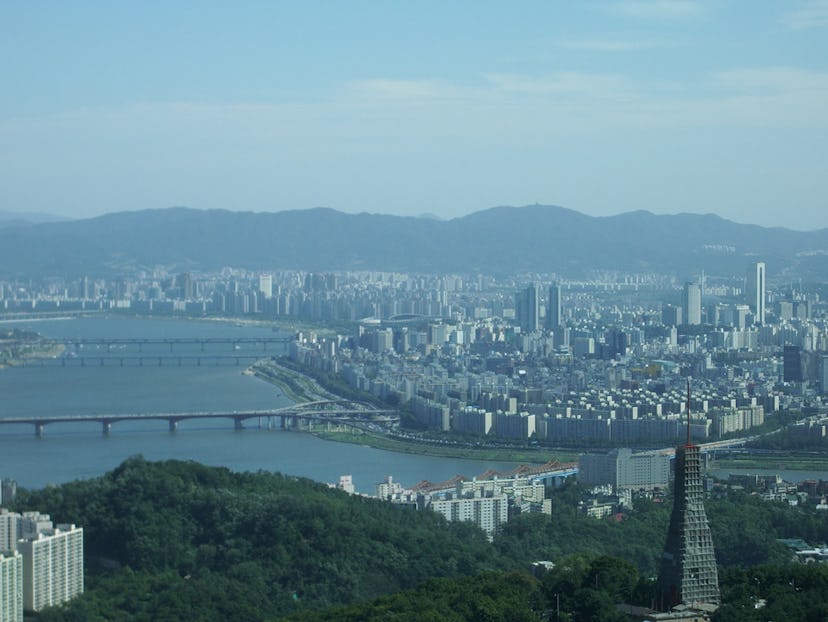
[17,525,84,613]
[683,282,702,326]
[0,552,23,622]
[746,262,766,325]
[258,274,273,298]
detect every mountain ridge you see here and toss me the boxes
[1,205,826,279]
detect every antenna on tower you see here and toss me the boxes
[686,379,692,446]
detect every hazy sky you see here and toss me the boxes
[2,1,827,230]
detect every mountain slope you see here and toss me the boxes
[0,205,826,278]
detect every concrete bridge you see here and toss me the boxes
[29,354,267,367]
[58,336,292,352]
[0,400,398,437]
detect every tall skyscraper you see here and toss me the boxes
[746,262,766,324]
[515,284,539,333]
[658,382,719,610]
[545,282,562,331]
[683,282,702,325]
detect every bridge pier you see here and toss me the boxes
[35,423,44,438]
[234,418,244,431]
[169,420,178,432]
[102,422,111,435]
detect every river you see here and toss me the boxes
[0,316,519,494]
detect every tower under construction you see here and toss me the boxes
[657,381,719,610]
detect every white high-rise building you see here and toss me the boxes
[0,510,19,554]
[18,525,83,613]
[746,262,766,325]
[683,282,702,325]
[0,552,23,622]
[428,490,508,538]
[258,274,273,298]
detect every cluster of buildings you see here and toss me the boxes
[0,509,83,621]
[378,467,557,540]
[268,260,828,450]
[332,464,564,540]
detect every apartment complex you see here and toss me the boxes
[0,510,83,614]
[18,525,84,612]
[578,448,670,490]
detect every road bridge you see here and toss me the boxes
[58,336,292,352]
[27,354,267,367]
[0,400,399,437]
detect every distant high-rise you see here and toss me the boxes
[746,262,766,324]
[515,284,539,333]
[783,345,803,383]
[683,282,701,325]
[658,382,719,610]
[258,274,273,298]
[545,282,562,331]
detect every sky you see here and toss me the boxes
[1,1,827,230]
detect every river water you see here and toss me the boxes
[0,316,518,494]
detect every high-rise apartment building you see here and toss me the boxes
[258,274,273,298]
[658,385,719,610]
[682,282,702,326]
[0,552,23,622]
[545,282,562,330]
[18,525,83,613]
[746,262,766,324]
[578,448,670,490]
[428,491,508,538]
[515,284,539,333]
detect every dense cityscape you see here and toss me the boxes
[3,255,828,618]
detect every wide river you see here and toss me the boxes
[0,316,519,494]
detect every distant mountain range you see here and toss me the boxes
[0,210,69,228]
[1,205,826,280]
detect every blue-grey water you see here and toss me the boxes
[0,317,518,494]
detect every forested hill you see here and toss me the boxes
[14,457,510,620]
[2,205,827,278]
[11,457,828,620]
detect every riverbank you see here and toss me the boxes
[313,430,577,464]
[711,454,828,472]
[249,359,336,402]
[248,359,577,463]
[0,328,64,370]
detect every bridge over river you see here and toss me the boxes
[57,336,292,351]
[19,336,294,367]
[0,400,399,437]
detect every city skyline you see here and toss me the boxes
[2,2,827,230]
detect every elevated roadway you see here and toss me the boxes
[0,400,398,437]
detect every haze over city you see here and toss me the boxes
[2,1,827,230]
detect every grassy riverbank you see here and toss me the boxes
[313,429,578,464]
[711,453,828,472]
[0,328,64,369]
[249,359,337,402]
